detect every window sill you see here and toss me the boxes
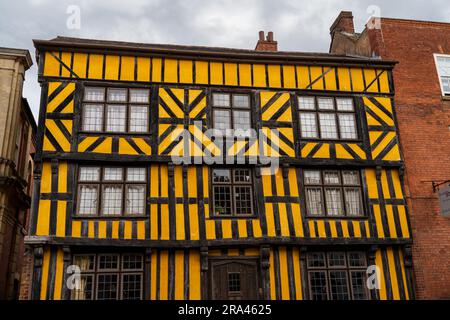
[306,215,368,220]
[207,215,259,220]
[441,95,450,101]
[71,215,149,220]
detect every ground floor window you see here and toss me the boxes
[71,253,143,300]
[306,251,369,300]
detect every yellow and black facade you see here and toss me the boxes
[27,36,414,300]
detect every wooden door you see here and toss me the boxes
[210,259,259,300]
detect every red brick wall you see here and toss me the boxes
[375,19,450,299]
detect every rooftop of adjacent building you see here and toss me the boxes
[0,47,33,70]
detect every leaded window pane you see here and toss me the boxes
[348,252,367,268]
[130,89,149,103]
[234,186,252,215]
[78,186,98,215]
[126,168,146,182]
[126,185,145,215]
[213,93,230,107]
[233,110,251,130]
[104,168,123,181]
[71,275,94,300]
[102,186,122,215]
[328,252,346,267]
[336,98,354,111]
[338,114,357,139]
[324,171,340,185]
[324,188,343,216]
[107,88,127,102]
[79,167,100,182]
[106,105,126,132]
[234,169,251,183]
[342,171,360,185]
[318,97,334,110]
[122,274,142,300]
[350,271,368,300]
[97,274,118,300]
[344,188,362,216]
[300,113,318,138]
[307,253,326,268]
[83,104,103,131]
[129,106,148,132]
[214,109,231,131]
[98,255,119,270]
[228,273,241,292]
[233,95,250,108]
[306,187,323,216]
[319,113,338,139]
[84,87,105,101]
[329,271,349,300]
[213,186,232,215]
[304,170,321,185]
[73,255,95,272]
[309,271,328,300]
[298,96,315,110]
[122,255,143,270]
[213,169,231,183]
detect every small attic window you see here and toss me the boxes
[434,54,450,96]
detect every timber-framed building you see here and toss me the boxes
[27,34,414,300]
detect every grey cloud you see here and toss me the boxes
[0,0,448,119]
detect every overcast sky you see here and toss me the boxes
[1,0,449,120]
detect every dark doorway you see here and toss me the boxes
[210,259,259,300]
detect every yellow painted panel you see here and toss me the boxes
[36,200,51,236]
[72,53,87,78]
[296,66,309,89]
[386,205,397,238]
[58,162,67,193]
[87,54,103,79]
[329,220,337,238]
[47,83,74,112]
[210,62,223,85]
[398,205,410,238]
[387,248,400,300]
[152,58,162,82]
[373,205,385,238]
[352,221,361,238]
[324,67,337,91]
[189,204,199,240]
[365,221,371,238]
[267,65,281,88]
[160,204,169,240]
[60,52,72,78]
[341,221,350,238]
[179,60,193,84]
[399,250,410,300]
[105,55,120,80]
[316,220,326,238]
[335,144,353,159]
[312,144,330,158]
[150,251,157,299]
[159,251,169,300]
[175,251,184,300]
[46,120,70,151]
[228,249,239,256]
[337,67,351,91]
[265,204,276,237]
[365,169,379,199]
[372,132,396,159]
[252,220,262,238]
[375,250,387,300]
[382,144,401,161]
[253,64,266,87]
[120,56,135,81]
[164,59,178,83]
[224,63,238,86]
[364,68,378,92]
[40,249,50,300]
[195,61,208,84]
[72,221,81,237]
[279,204,290,237]
[137,221,145,240]
[98,221,107,239]
[176,204,185,240]
[119,138,139,155]
[279,247,290,300]
[137,57,151,82]
[291,204,303,236]
[161,165,168,197]
[238,64,252,87]
[41,162,52,193]
[301,142,317,158]
[237,220,247,238]
[56,201,66,237]
[206,220,215,240]
[244,248,259,256]
[309,66,325,90]
[381,170,391,199]
[350,68,364,92]
[348,144,367,160]
[379,70,390,93]
[88,221,94,238]
[189,251,201,300]
[43,52,60,77]
[124,221,132,239]
[112,221,119,239]
[132,138,151,155]
[282,65,296,89]
[292,248,302,300]
[222,220,232,239]
[150,204,158,239]
[53,249,64,300]
[308,220,316,238]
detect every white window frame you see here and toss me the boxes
[433,53,450,96]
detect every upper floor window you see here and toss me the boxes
[212,168,254,217]
[212,93,251,137]
[307,251,369,300]
[304,169,363,217]
[71,253,143,300]
[82,87,150,133]
[434,54,450,96]
[298,96,358,140]
[77,166,147,216]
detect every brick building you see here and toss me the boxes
[0,48,36,299]
[330,11,450,299]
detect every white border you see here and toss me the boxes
[433,53,450,96]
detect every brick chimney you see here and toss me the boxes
[255,31,278,52]
[330,11,355,36]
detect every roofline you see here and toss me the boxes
[0,47,33,70]
[22,98,37,133]
[379,16,450,27]
[33,37,397,68]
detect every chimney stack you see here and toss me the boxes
[255,31,278,52]
[330,11,355,36]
